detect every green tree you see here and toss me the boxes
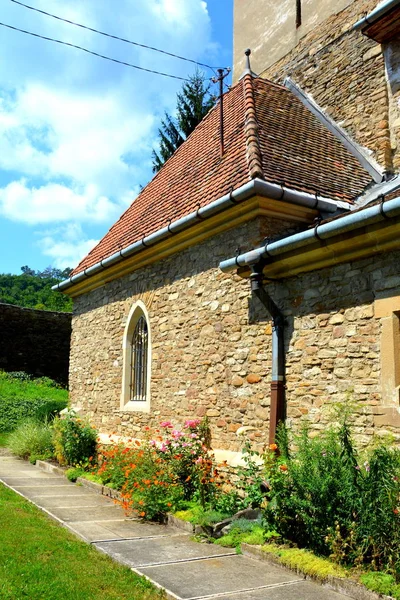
[152,70,214,173]
[0,266,73,312]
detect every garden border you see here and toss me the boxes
[35,460,396,600]
[242,544,395,600]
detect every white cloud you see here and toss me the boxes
[0,0,213,267]
[0,180,119,224]
[38,224,99,270]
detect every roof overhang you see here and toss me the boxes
[53,179,348,298]
[219,195,400,280]
[353,0,400,42]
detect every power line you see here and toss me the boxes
[0,21,189,81]
[8,0,218,72]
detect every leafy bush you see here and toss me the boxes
[53,412,97,466]
[156,419,216,505]
[360,572,400,598]
[34,399,67,423]
[0,371,68,432]
[8,419,54,461]
[264,421,400,578]
[214,522,265,549]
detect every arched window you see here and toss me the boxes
[121,301,151,412]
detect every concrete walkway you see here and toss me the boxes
[0,452,351,600]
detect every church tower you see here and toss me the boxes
[233,0,400,173]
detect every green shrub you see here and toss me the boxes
[264,421,400,578]
[53,412,97,466]
[8,419,54,460]
[360,572,400,598]
[215,522,265,549]
[0,371,68,432]
[34,399,67,423]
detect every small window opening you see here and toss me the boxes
[130,315,148,401]
[296,0,302,28]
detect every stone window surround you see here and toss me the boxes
[121,300,151,413]
[373,296,400,429]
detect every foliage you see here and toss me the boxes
[0,371,68,432]
[155,419,216,506]
[214,522,265,550]
[174,504,230,526]
[0,484,164,600]
[152,70,214,172]
[53,412,97,466]
[264,421,400,578]
[234,438,266,509]
[0,433,9,447]
[360,572,400,599]
[8,419,54,461]
[261,544,349,580]
[0,265,72,312]
[91,419,216,520]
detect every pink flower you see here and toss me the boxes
[172,430,184,439]
[160,421,173,428]
[184,419,201,429]
[149,440,156,446]
[159,443,168,452]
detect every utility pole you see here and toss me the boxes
[212,67,231,157]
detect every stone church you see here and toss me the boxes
[55,0,400,464]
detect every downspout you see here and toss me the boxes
[250,263,285,445]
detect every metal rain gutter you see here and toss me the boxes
[219,195,400,273]
[53,179,346,293]
[353,0,400,31]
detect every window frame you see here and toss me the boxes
[121,300,151,413]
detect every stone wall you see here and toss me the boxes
[233,0,354,80]
[261,0,398,173]
[0,303,72,385]
[70,217,295,454]
[70,217,400,452]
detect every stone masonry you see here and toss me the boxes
[261,0,399,172]
[70,215,400,453]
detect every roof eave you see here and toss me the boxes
[52,178,348,295]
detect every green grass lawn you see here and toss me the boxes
[0,484,164,599]
[0,371,68,433]
[0,372,68,403]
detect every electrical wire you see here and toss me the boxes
[8,0,219,72]
[0,21,189,81]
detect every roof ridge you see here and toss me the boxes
[242,74,264,179]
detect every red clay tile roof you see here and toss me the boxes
[72,75,373,275]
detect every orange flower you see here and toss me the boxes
[138,500,144,506]
[279,464,288,471]
[269,443,278,451]
[139,511,145,517]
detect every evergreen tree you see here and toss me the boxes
[152,70,214,173]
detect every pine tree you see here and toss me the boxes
[152,70,214,173]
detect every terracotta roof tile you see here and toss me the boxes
[72,75,373,275]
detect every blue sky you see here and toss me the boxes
[0,0,233,275]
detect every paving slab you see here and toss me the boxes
[69,519,183,543]
[139,555,302,599]
[207,580,350,600]
[0,476,73,486]
[95,535,236,568]
[48,504,125,522]
[11,485,99,497]
[28,493,117,509]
